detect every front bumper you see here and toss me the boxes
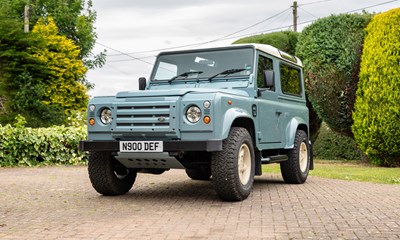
[79,140,223,152]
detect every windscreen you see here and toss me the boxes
[151,48,254,81]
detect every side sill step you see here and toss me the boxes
[261,155,288,164]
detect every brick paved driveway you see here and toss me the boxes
[0,166,399,239]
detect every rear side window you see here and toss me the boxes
[280,64,301,96]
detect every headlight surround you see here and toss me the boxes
[100,108,112,125]
[186,105,201,123]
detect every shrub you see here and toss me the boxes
[352,8,400,167]
[233,31,299,55]
[0,124,87,167]
[313,122,362,160]
[296,13,372,137]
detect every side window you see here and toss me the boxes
[257,55,273,89]
[280,64,301,96]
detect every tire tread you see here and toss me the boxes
[280,130,310,184]
[88,151,136,196]
[211,127,254,201]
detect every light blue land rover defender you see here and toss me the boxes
[79,44,313,201]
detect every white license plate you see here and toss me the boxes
[120,141,163,152]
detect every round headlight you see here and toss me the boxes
[100,108,112,124]
[186,105,201,123]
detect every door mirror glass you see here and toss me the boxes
[263,70,274,90]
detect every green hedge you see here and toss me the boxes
[296,13,372,137]
[0,125,87,167]
[313,122,362,160]
[233,31,299,55]
[352,8,400,167]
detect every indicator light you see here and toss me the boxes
[89,118,95,126]
[203,116,211,124]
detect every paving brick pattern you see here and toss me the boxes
[0,166,399,239]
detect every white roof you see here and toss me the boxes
[235,43,303,67]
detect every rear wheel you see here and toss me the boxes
[185,168,211,180]
[280,130,310,184]
[211,127,255,201]
[88,151,137,196]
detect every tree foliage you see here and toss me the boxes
[0,1,95,127]
[31,17,88,112]
[0,3,46,125]
[352,8,400,167]
[5,0,105,71]
[296,13,372,137]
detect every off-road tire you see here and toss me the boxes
[211,127,255,201]
[280,130,310,184]
[88,151,137,196]
[185,168,211,180]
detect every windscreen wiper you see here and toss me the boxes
[208,68,245,81]
[168,71,203,83]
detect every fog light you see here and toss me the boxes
[89,105,96,112]
[203,100,211,109]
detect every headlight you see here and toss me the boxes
[186,105,201,123]
[100,108,112,124]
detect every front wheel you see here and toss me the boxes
[280,130,310,184]
[211,127,255,201]
[88,151,137,196]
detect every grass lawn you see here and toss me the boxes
[262,160,400,185]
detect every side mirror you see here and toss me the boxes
[138,77,146,90]
[263,70,274,89]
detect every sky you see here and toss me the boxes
[86,0,399,97]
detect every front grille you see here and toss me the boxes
[114,104,173,130]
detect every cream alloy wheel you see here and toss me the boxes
[299,142,308,173]
[238,144,251,185]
